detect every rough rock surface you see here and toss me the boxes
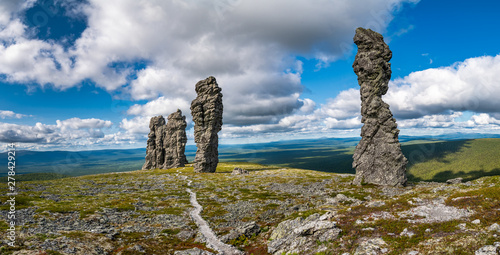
[354,237,389,255]
[352,27,407,186]
[267,212,341,254]
[475,242,500,255]
[232,167,249,175]
[174,248,215,255]
[398,199,474,223]
[221,221,260,243]
[190,76,223,173]
[446,177,463,184]
[142,110,188,170]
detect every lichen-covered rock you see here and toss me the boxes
[163,109,189,168]
[398,200,474,223]
[352,27,407,187]
[142,110,188,170]
[190,76,223,173]
[446,177,463,184]
[231,167,249,175]
[354,237,389,255]
[475,243,500,255]
[267,212,341,254]
[221,221,260,243]
[143,116,166,170]
[488,223,500,232]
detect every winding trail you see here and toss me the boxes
[180,172,243,255]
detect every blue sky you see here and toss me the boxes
[0,0,499,151]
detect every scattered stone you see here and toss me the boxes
[366,200,386,208]
[458,223,467,230]
[267,213,341,254]
[176,230,196,241]
[191,76,223,173]
[488,223,500,232]
[232,167,249,175]
[351,27,407,187]
[446,178,463,184]
[128,244,145,253]
[400,228,415,238]
[471,219,481,225]
[326,193,363,206]
[475,243,500,255]
[399,200,473,223]
[143,110,188,170]
[354,237,389,255]
[408,251,419,255]
[174,248,215,255]
[221,221,260,243]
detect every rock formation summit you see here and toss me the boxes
[190,76,223,173]
[352,27,407,186]
[142,109,188,170]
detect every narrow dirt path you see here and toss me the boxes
[179,171,243,255]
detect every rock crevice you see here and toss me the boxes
[351,27,407,186]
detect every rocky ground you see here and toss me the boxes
[1,162,499,254]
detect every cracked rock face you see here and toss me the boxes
[267,212,341,254]
[352,27,407,187]
[190,76,223,173]
[142,110,188,170]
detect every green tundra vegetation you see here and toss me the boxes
[405,139,500,182]
[0,159,499,254]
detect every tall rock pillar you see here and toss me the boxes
[163,109,188,169]
[142,110,188,170]
[352,27,407,186]
[190,76,223,173]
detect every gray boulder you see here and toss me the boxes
[221,221,260,243]
[267,212,341,254]
[142,110,188,170]
[475,242,500,255]
[351,27,407,187]
[232,167,249,175]
[191,76,223,173]
[446,177,463,184]
[354,237,389,255]
[488,223,500,232]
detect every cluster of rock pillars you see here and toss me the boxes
[143,27,408,186]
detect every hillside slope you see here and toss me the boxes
[406,139,500,182]
[3,138,500,181]
[1,163,499,254]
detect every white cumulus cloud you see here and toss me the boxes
[0,110,26,119]
[0,0,419,130]
[0,117,114,147]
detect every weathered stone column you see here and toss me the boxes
[162,109,188,169]
[190,76,223,173]
[142,109,188,170]
[352,27,407,186]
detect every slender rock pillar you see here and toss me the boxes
[190,76,223,173]
[352,27,407,186]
